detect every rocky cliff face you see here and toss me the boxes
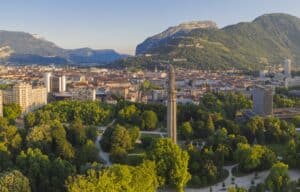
[127,13,300,70]
[136,21,217,55]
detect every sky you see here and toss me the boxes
[1,0,300,55]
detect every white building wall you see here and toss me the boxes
[61,75,66,92]
[44,72,52,93]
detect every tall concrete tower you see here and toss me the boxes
[253,85,273,116]
[284,59,291,77]
[167,65,177,143]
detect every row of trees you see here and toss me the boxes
[66,161,159,192]
[199,92,252,119]
[243,116,295,144]
[25,100,112,128]
[235,143,276,173]
[274,87,300,108]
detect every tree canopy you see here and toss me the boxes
[147,138,191,192]
[66,161,159,192]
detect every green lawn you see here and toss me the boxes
[128,143,146,154]
[126,154,145,166]
[297,132,300,139]
[140,133,162,138]
[267,143,287,156]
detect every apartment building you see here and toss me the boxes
[2,83,47,113]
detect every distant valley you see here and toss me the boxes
[0,31,127,65]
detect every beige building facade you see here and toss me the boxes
[2,83,47,113]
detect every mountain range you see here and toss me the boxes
[114,13,300,70]
[0,31,127,65]
[2,13,300,70]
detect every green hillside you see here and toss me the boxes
[115,13,300,70]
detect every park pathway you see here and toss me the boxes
[186,165,300,192]
[94,119,116,167]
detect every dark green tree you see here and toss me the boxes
[49,158,76,192]
[16,148,51,192]
[76,139,99,165]
[68,119,87,146]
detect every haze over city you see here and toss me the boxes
[1,0,300,54]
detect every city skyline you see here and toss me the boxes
[1,0,300,54]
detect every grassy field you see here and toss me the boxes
[125,154,145,166]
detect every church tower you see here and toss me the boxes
[167,65,177,143]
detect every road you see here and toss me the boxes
[140,130,167,137]
[95,135,111,166]
[94,122,300,190]
[186,166,300,192]
[94,119,116,167]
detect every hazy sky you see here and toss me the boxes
[1,0,300,54]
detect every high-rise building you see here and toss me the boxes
[31,86,48,110]
[12,83,32,112]
[167,65,177,144]
[253,85,273,116]
[2,82,47,113]
[44,72,52,93]
[0,91,3,117]
[51,76,61,92]
[44,73,67,93]
[284,59,291,77]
